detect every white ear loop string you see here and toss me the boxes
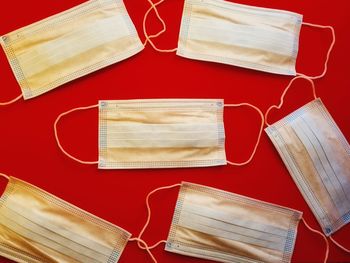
[143,0,166,45]
[265,76,316,127]
[143,0,178,52]
[54,104,99,165]
[224,103,264,166]
[297,23,335,79]
[0,94,23,106]
[0,173,10,181]
[129,237,158,263]
[329,236,350,253]
[301,218,329,263]
[137,183,181,251]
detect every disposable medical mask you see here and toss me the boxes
[135,181,330,263]
[0,0,143,106]
[265,76,350,255]
[54,99,264,169]
[0,173,157,263]
[143,0,334,77]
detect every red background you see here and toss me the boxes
[0,0,349,262]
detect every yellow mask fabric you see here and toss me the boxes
[98,99,226,169]
[165,182,302,263]
[177,0,303,75]
[0,175,131,263]
[0,0,143,100]
[265,98,350,236]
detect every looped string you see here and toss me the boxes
[129,237,158,263]
[0,94,23,106]
[329,236,350,253]
[137,183,181,250]
[265,76,316,127]
[54,104,99,164]
[224,103,264,166]
[143,0,178,52]
[0,173,10,181]
[297,23,335,80]
[143,0,166,44]
[301,218,329,263]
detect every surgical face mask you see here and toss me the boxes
[54,99,264,169]
[143,0,335,77]
[0,0,143,106]
[0,173,157,263]
[265,77,350,251]
[135,181,329,263]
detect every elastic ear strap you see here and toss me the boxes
[265,76,316,127]
[143,0,166,42]
[329,236,350,253]
[0,94,23,106]
[129,237,158,263]
[0,173,10,181]
[137,183,181,250]
[224,103,264,166]
[143,0,177,52]
[301,218,329,263]
[297,23,335,80]
[54,104,99,165]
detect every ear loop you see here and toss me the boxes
[224,103,264,166]
[0,94,23,106]
[136,183,182,251]
[0,173,10,181]
[128,237,158,263]
[54,104,99,164]
[301,217,329,263]
[265,75,316,127]
[0,173,159,262]
[296,23,335,79]
[143,0,178,52]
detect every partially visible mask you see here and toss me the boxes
[143,0,334,77]
[135,181,329,263]
[166,182,302,263]
[0,173,157,263]
[0,0,143,105]
[54,99,264,169]
[265,77,350,237]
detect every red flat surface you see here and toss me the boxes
[0,0,349,262]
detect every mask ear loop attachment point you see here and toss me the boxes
[54,104,99,165]
[143,0,178,52]
[224,103,264,166]
[137,183,182,250]
[0,94,23,106]
[301,217,329,263]
[297,23,335,80]
[265,76,316,127]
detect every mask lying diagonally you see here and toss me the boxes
[54,99,264,169]
[0,0,143,105]
[135,181,329,263]
[265,76,350,253]
[0,173,157,263]
[143,0,335,77]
